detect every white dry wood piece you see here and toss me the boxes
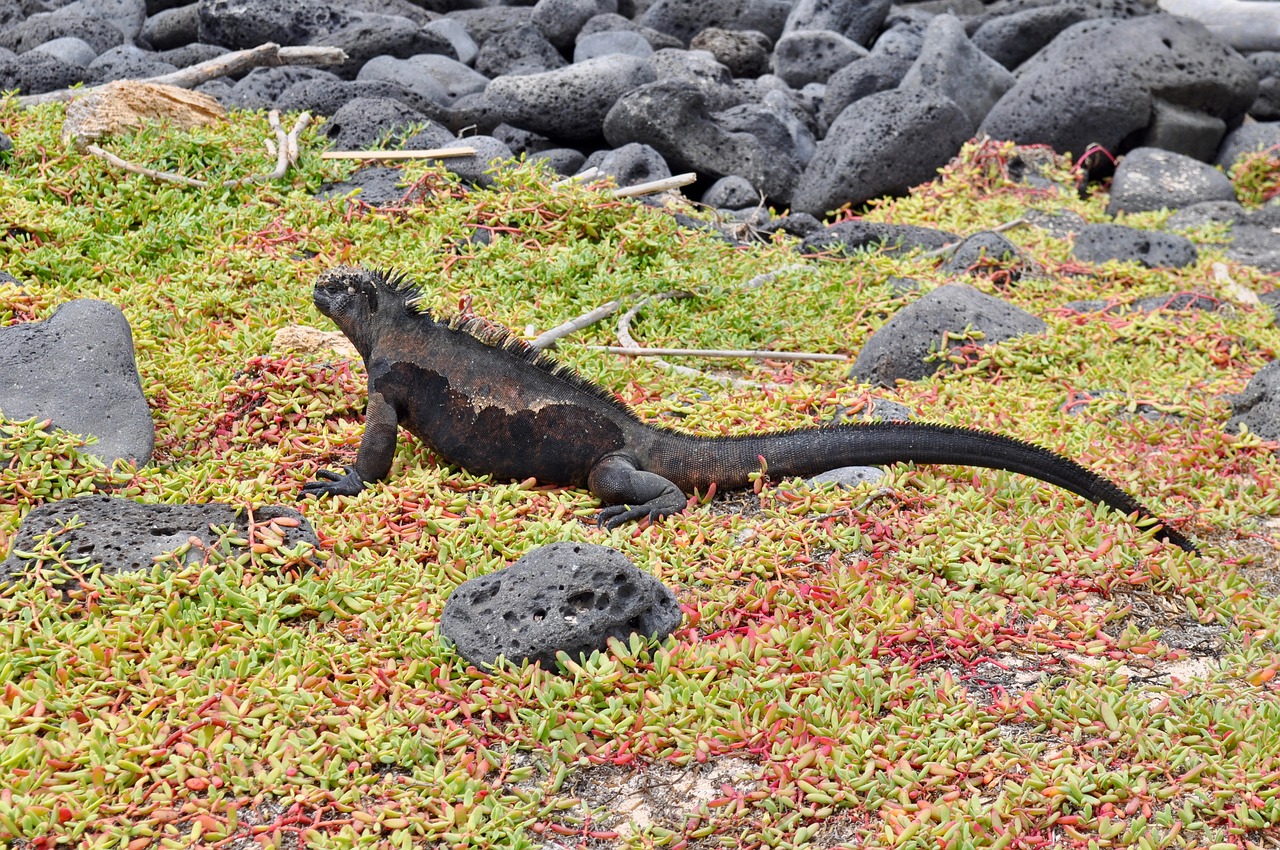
[591,346,850,362]
[612,172,698,198]
[17,44,348,107]
[320,147,478,160]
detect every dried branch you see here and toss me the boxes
[87,110,312,188]
[616,293,763,389]
[320,147,477,161]
[529,299,625,350]
[591,346,850,362]
[17,44,347,107]
[612,172,697,198]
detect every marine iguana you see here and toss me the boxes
[300,266,1196,552]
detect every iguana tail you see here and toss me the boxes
[648,422,1196,551]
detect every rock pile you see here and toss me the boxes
[3,0,1278,219]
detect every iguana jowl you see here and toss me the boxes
[301,266,1196,552]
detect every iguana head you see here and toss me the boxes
[313,266,409,360]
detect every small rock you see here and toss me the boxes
[1106,147,1236,216]
[139,3,199,51]
[783,0,892,46]
[1164,200,1244,232]
[1024,208,1087,238]
[197,0,366,50]
[224,66,336,111]
[792,88,972,217]
[0,10,125,55]
[309,15,456,81]
[316,166,412,207]
[1071,223,1199,268]
[425,18,479,67]
[849,283,1046,386]
[28,36,99,67]
[800,220,958,255]
[156,43,229,69]
[702,174,758,209]
[573,29,653,63]
[476,23,567,78]
[939,231,1029,281]
[0,496,318,587]
[805,466,885,488]
[689,27,771,78]
[487,54,655,142]
[0,299,154,467]
[532,0,617,50]
[0,49,86,95]
[1215,122,1280,172]
[529,147,587,175]
[1140,97,1226,162]
[756,212,824,239]
[819,50,915,127]
[447,6,536,48]
[322,96,431,151]
[1248,52,1280,121]
[1225,226,1280,274]
[646,47,742,112]
[578,12,683,51]
[272,325,359,359]
[439,542,682,671]
[771,29,867,88]
[358,54,488,107]
[638,0,791,45]
[86,45,177,84]
[899,13,1014,130]
[274,77,446,120]
[440,135,514,188]
[583,141,671,187]
[1228,359,1280,441]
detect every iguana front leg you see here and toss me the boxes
[588,453,688,529]
[301,390,399,497]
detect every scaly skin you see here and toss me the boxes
[300,266,1197,552]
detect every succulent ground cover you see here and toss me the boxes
[2,103,1280,849]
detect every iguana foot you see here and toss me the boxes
[596,495,687,529]
[300,466,368,498]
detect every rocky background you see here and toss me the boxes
[2,0,1279,220]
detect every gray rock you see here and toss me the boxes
[60,0,146,42]
[488,54,655,142]
[578,12,684,51]
[1215,123,1280,172]
[970,1,1144,71]
[1138,97,1227,162]
[404,120,459,151]
[440,542,682,671]
[323,96,432,150]
[224,66,336,111]
[446,6,536,48]
[805,466,885,488]
[529,147,587,175]
[0,11,125,54]
[980,15,1257,162]
[940,230,1029,280]
[310,16,456,81]
[702,174,758,208]
[1226,226,1280,274]
[316,165,412,206]
[1024,207,1087,238]
[646,47,743,112]
[490,123,554,156]
[0,48,86,94]
[441,134,514,188]
[792,88,972,217]
[0,300,153,467]
[689,27,770,77]
[156,42,228,68]
[783,0,891,46]
[0,496,317,588]
[476,23,567,77]
[849,283,1046,386]
[603,79,800,202]
[1106,147,1236,216]
[573,29,653,63]
[197,0,365,49]
[772,29,866,88]
[1248,52,1280,121]
[139,3,197,50]
[86,44,176,83]
[274,77,448,120]
[28,36,98,66]
[362,54,488,107]
[1071,223,1198,268]
[584,142,672,186]
[819,50,914,127]
[532,0,617,50]
[1228,359,1280,441]
[425,17,478,67]
[800,220,958,255]
[1164,200,1244,231]
[756,212,824,238]
[639,0,792,45]
[0,130,11,163]
[1065,291,1224,315]
[899,13,1014,130]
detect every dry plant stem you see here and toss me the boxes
[920,216,1029,259]
[87,110,312,188]
[529,299,624,350]
[319,147,477,160]
[612,172,697,198]
[617,294,762,390]
[552,167,602,187]
[592,346,849,362]
[740,264,813,291]
[17,44,347,107]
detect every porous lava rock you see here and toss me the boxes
[638,0,791,45]
[969,0,1149,71]
[771,29,867,88]
[792,88,972,216]
[689,27,771,78]
[799,220,958,255]
[1071,223,1198,268]
[487,53,655,142]
[197,0,362,50]
[531,0,617,51]
[783,0,892,46]
[849,283,1046,386]
[440,542,682,671]
[0,496,318,587]
[1228,359,1280,441]
[1215,122,1280,172]
[321,96,432,150]
[899,13,1013,130]
[939,230,1030,280]
[1106,147,1236,216]
[584,141,672,186]
[979,14,1257,161]
[476,23,567,78]
[0,299,154,468]
[308,16,456,81]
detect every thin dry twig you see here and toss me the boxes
[529,299,625,350]
[552,167,602,188]
[320,147,477,161]
[612,172,698,198]
[17,44,347,107]
[591,346,849,362]
[616,293,764,389]
[86,109,312,188]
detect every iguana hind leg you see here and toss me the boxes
[589,453,688,529]
[301,390,399,498]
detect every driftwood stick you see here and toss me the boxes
[529,299,624,349]
[320,147,477,160]
[612,172,697,198]
[739,263,813,291]
[552,166,602,187]
[84,143,208,187]
[592,346,849,362]
[617,293,763,389]
[17,44,347,107]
